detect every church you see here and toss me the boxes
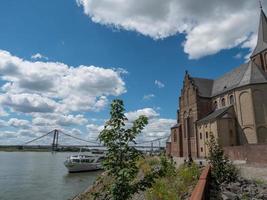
[166,8,267,159]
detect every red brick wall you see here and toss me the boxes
[166,142,171,156]
[224,144,267,164]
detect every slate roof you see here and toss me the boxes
[191,62,267,97]
[251,9,267,57]
[191,77,213,97]
[197,106,232,124]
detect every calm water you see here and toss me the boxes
[0,152,101,200]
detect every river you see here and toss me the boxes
[0,152,101,200]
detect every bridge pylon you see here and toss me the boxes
[52,129,59,151]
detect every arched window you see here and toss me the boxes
[213,101,218,109]
[221,98,226,107]
[206,132,209,139]
[229,95,234,105]
[199,132,202,140]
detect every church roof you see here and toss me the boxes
[197,106,232,124]
[191,62,267,97]
[191,77,214,97]
[212,62,267,96]
[251,9,267,57]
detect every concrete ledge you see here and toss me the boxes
[189,165,211,200]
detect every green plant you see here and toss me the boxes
[94,99,163,200]
[146,158,200,200]
[207,134,238,184]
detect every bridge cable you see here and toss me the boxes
[24,130,54,145]
[59,130,101,145]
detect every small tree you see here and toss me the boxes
[207,134,238,184]
[95,99,163,200]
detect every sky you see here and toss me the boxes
[0,0,264,145]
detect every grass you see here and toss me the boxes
[139,157,201,200]
[78,156,201,200]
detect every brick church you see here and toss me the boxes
[166,8,267,159]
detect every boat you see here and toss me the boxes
[64,154,105,173]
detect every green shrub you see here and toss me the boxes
[146,158,200,200]
[93,99,164,200]
[207,134,238,184]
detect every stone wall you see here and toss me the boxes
[224,144,267,164]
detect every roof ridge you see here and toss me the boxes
[237,62,252,87]
[197,106,232,124]
[191,76,214,81]
[214,63,247,82]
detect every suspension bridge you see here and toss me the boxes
[18,129,168,152]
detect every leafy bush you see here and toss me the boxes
[146,157,200,200]
[207,134,238,184]
[93,99,164,200]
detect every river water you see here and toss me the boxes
[0,152,101,200]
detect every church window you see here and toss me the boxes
[221,98,226,107]
[206,132,209,139]
[214,101,218,109]
[229,95,234,105]
[200,147,203,152]
[199,132,202,140]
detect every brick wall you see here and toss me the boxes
[224,144,267,164]
[166,142,171,156]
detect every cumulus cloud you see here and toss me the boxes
[76,0,263,59]
[126,108,159,121]
[0,49,127,144]
[86,123,104,139]
[8,118,31,129]
[155,80,165,88]
[85,107,175,144]
[32,113,88,127]
[0,50,126,113]
[125,108,175,141]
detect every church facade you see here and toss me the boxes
[166,9,267,158]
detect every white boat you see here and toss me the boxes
[64,154,105,173]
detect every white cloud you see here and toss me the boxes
[143,94,155,100]
[0,49,127,144]
[0,49,126,113]
[125,108,175,141]
[85,107,175,143]
[8,118,31,129]
[0,93,58,113]
[155,80,165,88]
[126,108,159,121]
[86,123,104,139]
[76,0,262,59]
[31,53,48,60]
[32,113,88,127]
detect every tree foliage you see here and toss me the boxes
[207,134,238,184]
[94,99,163,200]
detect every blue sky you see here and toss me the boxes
[0,0,262,144]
